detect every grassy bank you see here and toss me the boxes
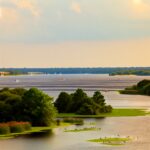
[0,122,70,140]
[57,108,150,118]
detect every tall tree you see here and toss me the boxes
[22,88,57,126]
[54,92,72,113]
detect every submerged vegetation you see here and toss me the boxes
[54,89,112,115]
[88,136,131,146]
[63,118,84,125]
[120,80,150,96]
[64,127,100,132]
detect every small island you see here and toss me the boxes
[88,136,131,146]
[54,89,113,115]
[120,80,150,96]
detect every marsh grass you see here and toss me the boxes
[88,136,131,146]
[64,127,100,132]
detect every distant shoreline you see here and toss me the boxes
[0,67,150,75]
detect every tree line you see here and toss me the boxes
[0,88,56,126]
[0,88,112,126]
[54,89,112,115]
[1,67,150,74]
[120,80,150,95]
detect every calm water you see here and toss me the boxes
[0,74,150,150]
[0,117,150,150]
[0,74,150,91]
[0,74,149,108]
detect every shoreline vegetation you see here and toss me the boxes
[0,67,150,76]
[0,84,150,141]
[120,80,150,96]
[57,108,150,118]
[109,70,150,76]
[0,122,70,140]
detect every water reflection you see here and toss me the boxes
[0,117,150,150]
[23,130,54,139]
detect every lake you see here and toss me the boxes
[0,117,150,150]
[0,74,150,150]
[0,74,150,108]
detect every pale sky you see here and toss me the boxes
[0,0,150,67]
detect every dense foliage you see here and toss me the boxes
[0,88,57,126]
[54,89,112,115]
[120,80,150,96]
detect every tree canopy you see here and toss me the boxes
[120,79,150,96]
[0,88,57,126]
[54,89,112,115]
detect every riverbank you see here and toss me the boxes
[0,122,70,140]
[57,108,150,118]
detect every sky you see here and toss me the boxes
[0,0,150,67]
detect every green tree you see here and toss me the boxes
[10,88,27,97]
[77,103,94,115]
[54,92,72,113]
[93,91,105,106]
[137,80,150,89]
[71,89,88,113]
[21,88,57,126]
[142,84,150,95]
[0,101,12,122]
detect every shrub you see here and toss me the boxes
[9,121,31,133]
[23,122,31,130]
[0,124,10,135]
[10,125,25,133]
[0,122,31,135]
[120,90,139,95]
[101,105,113,113]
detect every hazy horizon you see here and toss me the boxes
[0,0,150,67]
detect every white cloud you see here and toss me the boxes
[12,0,40,17]
[70,2,81,14]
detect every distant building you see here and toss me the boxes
[28,72,43,75]
[0,72,10,76]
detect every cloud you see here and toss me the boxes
[0,7,2,18]
[130,0,150,19]
[71,2,81,14]
[12,0,40,17]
